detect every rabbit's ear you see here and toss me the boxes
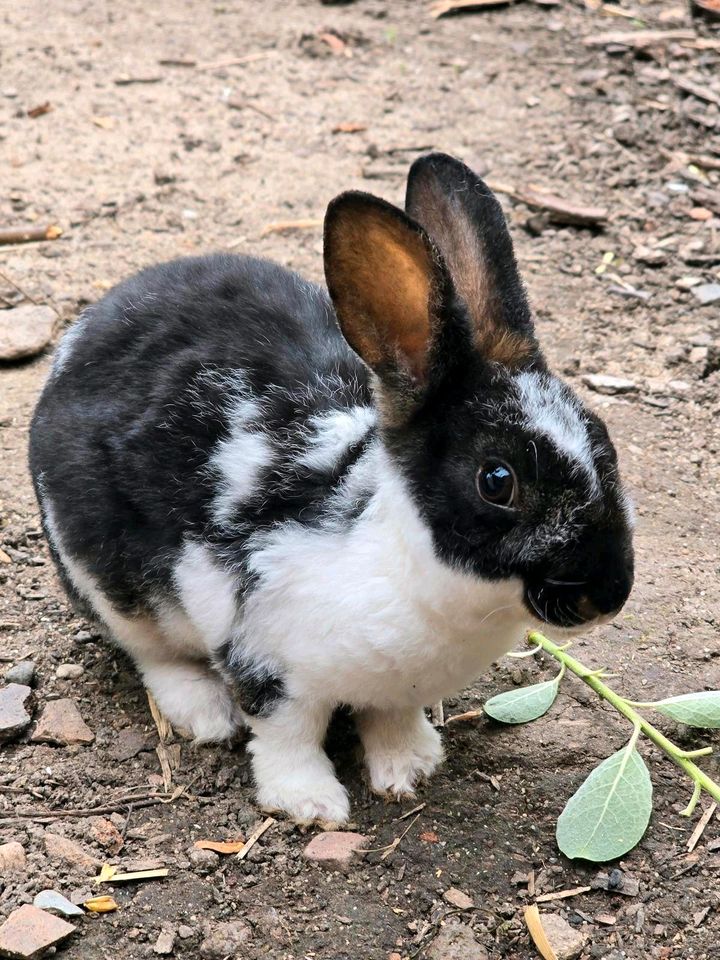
[405,153,537,368]
[324,191,450,388]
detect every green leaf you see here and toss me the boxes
[556,739,652,862]
[484,668,563,725]
[651,692,720,729]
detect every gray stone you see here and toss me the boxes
[189,848,219,874]
[153,926,176,955]
[33,890,85,917]
[582,373,637,395]
[425,918,488,960]
[539,913,588,960]
[109,725,147,761]
[4,661,36,686]
[0,683,33,742]
[199,920,252,958]
[0,304,55,361]
[692,283,720,305]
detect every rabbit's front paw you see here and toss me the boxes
[360,708,444,798]
[256,767,350,828]
[141,662,240,743]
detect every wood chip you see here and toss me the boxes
[535,885,592,903]
[445,709,484,724]
[332,122,367,134]
[524,904,558,960]
[595,913,617,926]
[260,219,322,237]
[27,102,52,118]
[97,866,169,883]
[687,802,717,852]
[194,839,246,854]
[318,31,348,56]
[236,817,276,860]
[583,28,695,49]
[430,0,515,16]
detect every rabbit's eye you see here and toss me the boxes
[476,460,517,508]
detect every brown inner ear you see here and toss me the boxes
[327,207,435,383]
[409,178,533,368]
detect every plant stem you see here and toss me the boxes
[528,631,720,806]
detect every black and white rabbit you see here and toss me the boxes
[29,154,634,826]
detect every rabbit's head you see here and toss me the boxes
[324,153,633,632]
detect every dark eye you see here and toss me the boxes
[476,460,517,508]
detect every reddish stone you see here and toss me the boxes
[303,831,366,871]
[31,699,94,745]
[88,816,124,854]
[0,841,26,873]
[44,833,102,874]
[0,905,75,959]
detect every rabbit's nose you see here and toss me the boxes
[576,569,634,622]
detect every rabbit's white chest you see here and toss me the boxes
[238,450,531,709]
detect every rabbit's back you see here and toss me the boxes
[29,254,372,613]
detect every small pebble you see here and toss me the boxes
[56,663,84,680]
[189,848,219,874]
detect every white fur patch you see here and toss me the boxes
[237,443,531,712]
[39,485,238,741]
[172,540,238,649]
[297,406,376,472]
[209,391,273,524]
[515,371,599,493]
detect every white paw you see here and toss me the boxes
[365,718,444,798]
[142,663,239,744]
[253,765,350,827]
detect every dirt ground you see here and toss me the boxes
[2,0,720,957]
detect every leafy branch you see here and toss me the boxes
[482,630,720,861]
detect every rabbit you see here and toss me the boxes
[29,153,634,826]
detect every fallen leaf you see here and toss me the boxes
[419,831,439,843]
[100,868,169,883]
[193,839,246,855]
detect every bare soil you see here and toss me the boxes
[1,1,720,958]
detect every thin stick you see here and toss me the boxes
[236,816,276,860]
[196,51,274,71]
[0,225,62,246]
[535,885,592,903]
[687,803,717,853]
[529,632,720,806]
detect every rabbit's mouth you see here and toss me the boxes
[524,582,625,632]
